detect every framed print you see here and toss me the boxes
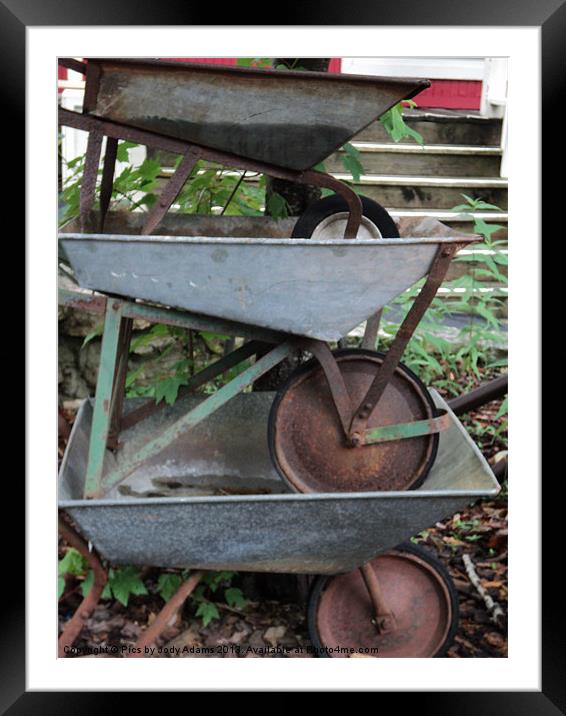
[11,0,557,708]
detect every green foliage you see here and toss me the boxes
[380,101,424,145]
[58,547,89,599]
[266,191,289,219]
[190,571,246,626]
[378,193,507,441]
[154,568,248,626]
[225,587,247,609]
[341,142,364,182]
[81,323,104,349]
[195,601,220,627]
[156,572,183,602]
[235,58,272,69]
[153,374,189,406]
[100,566,148,607]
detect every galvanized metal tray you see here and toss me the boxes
[83,58,429,171]
[59,390,499,574]
[59,216,475,342]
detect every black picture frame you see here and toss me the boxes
[13,0,557,709]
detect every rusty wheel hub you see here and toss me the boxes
[268,349,438,493]
[312,547,455,658]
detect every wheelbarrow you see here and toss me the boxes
[58,56,430,239]
[57,61,497,655]
[58,212,497,658]
[59,384,499,656]
[59,212,477,497]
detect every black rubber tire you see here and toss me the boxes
[268,348,440,493]
[307,541,460,658]
[291,194,399,239]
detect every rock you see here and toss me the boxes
[263,625,286,647]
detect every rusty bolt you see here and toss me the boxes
[349,432,363,447]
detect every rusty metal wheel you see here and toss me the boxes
[308,542,459,658]
[268,349,439,493]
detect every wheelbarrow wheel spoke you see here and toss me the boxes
[308,542,459,658]
[268,349,439,493]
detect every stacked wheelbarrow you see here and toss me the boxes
[58,58,499,658]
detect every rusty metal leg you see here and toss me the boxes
[297,339,353,438]
[80,129,103,231]
[360,563,397,635]
[99,136,118,231]
[107,316,133,449]
[349,244,460,443]
[129,571,204,657]
[58,512,108,657]
[141,150,199,235]
[301,169,363,239]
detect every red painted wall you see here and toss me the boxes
[415,79,482,110]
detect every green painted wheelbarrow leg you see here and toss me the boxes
[84,299,126,499]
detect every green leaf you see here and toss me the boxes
[129,323,171,352]
[471,200,502,211]
[107,566,147,607]
[379,103,424,145]
[495,397,508,419]
[203,570,236,592]
[473,218,505,241]
[154,375,189,406]
[116,141,138,163]
[81,324,103,349]
[225,587,246,609]
[266,192,289,219]
[157,573,183,602]
[195,600,220,627]
[138,158,162,181]
[59,547,88,577]
[341,143,364,182]
[58,575,66,600]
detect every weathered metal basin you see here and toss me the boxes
[84,58,429,171]
[59,215,475,342]
[59,390,499,574]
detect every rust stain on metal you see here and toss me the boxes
[269,350,438,493]
[315,549,452,657]
[349,243,459,439]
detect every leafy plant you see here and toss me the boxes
[156,569,246,627]
[100,566,148,606]
[58,547,89,599]
[380,100,424,145]
[190,571,246,626]
[378,194,507,404]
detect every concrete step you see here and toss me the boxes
[356,108,503,146]
[326,142,502,178]
[330,173,508,211]
[388,209,508,241]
